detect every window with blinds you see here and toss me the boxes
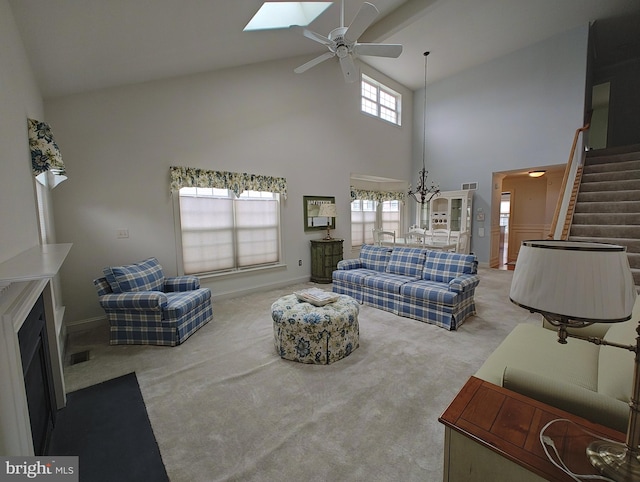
[351,199,402,247]
[380,200,401,234]
[351,199,377,246]
[177,187,280,275]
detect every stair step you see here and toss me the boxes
[586,145,640,164]
[583,158,640,172]
[571,213,640,225]
[582,169,640,183]
[567,236,640,253]
[579,179,640,192]
[570,224,640,238]
[566,149,640,292]
[574,201,640,214]
[577,190,640,202]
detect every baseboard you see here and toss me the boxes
[65,316,107,334]
[211,275,313,302]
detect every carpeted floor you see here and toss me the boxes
[63,267,540,481]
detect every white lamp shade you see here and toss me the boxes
[510,240,636,323]
[318,203,337,218]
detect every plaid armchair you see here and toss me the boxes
[94,257,213,346]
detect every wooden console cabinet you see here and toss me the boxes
[439,377,625,482]
[310,239,343,283]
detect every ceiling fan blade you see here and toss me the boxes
[354,43,403,58]
[294,52,335,74]
[339,55,359,83]
[344,2,379,44]
[290,25,332,47]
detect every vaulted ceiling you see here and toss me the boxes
[8,0,640,99]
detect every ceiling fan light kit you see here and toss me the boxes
[292,1,403,83]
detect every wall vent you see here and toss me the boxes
[462,182,478,190]
[69,350,91,366]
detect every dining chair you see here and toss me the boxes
[373,228,396,246]
[431,228,451,243]
[404,231,425,246]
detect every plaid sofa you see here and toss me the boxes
[94,257,213,346]
[332,245,479,330]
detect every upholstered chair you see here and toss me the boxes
[93,257,213,346]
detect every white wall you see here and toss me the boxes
[45,59,413,324]
[0,0,44,263]
[0,0,48,456]
[412,25,589,262]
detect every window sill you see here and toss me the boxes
[194,263,287,282]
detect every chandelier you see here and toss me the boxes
[407,51,440,205]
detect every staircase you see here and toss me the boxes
[567,145,640,291]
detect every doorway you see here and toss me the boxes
[490,165,565,269]
[499,192,511,269]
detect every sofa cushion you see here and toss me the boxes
[359,244,392,272]
[364,272,416,293]
[597,297,639,403]
[104,257,165,293]
[333,268,379,285]
[423,251,476,283]
[385,247,425,278]
[400,280,457,306]
[474,323,600,390]
[503,366,629,433]
[164,288,211,318]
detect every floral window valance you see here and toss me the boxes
[170,166,287,199]
[350,186,405,203]
[28,118,68,189]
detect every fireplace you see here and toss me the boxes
[0,243,71,455]
[18,293,57,455]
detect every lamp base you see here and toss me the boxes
[324,224,332,240]
[587,440,640,481]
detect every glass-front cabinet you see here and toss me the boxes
[416,189,473,253]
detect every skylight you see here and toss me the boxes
[244,2,332,31]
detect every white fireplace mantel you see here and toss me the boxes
[0,243,71,455]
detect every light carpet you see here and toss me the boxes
[63,267,540,481]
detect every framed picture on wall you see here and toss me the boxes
[303,196,335,232]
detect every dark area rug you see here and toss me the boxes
[48,372,168,482]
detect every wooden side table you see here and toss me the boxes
[439,376,625,482]
[310,238,343,284]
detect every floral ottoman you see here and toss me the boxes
[271,294,359,364]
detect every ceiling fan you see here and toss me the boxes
[292,1,403,83]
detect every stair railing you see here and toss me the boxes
[548,114,592,239]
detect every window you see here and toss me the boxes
[380,200,401,234]
[351,199,377,246]
[361,75,401,126]
[350,198,403,247]
[35,181,53,245]
[177,187,281,275]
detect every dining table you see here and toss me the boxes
[381,238,456,251]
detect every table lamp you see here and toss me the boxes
[318,203,337,240]
[510,240,637,481]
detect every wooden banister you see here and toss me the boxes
[548,114,592,239]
